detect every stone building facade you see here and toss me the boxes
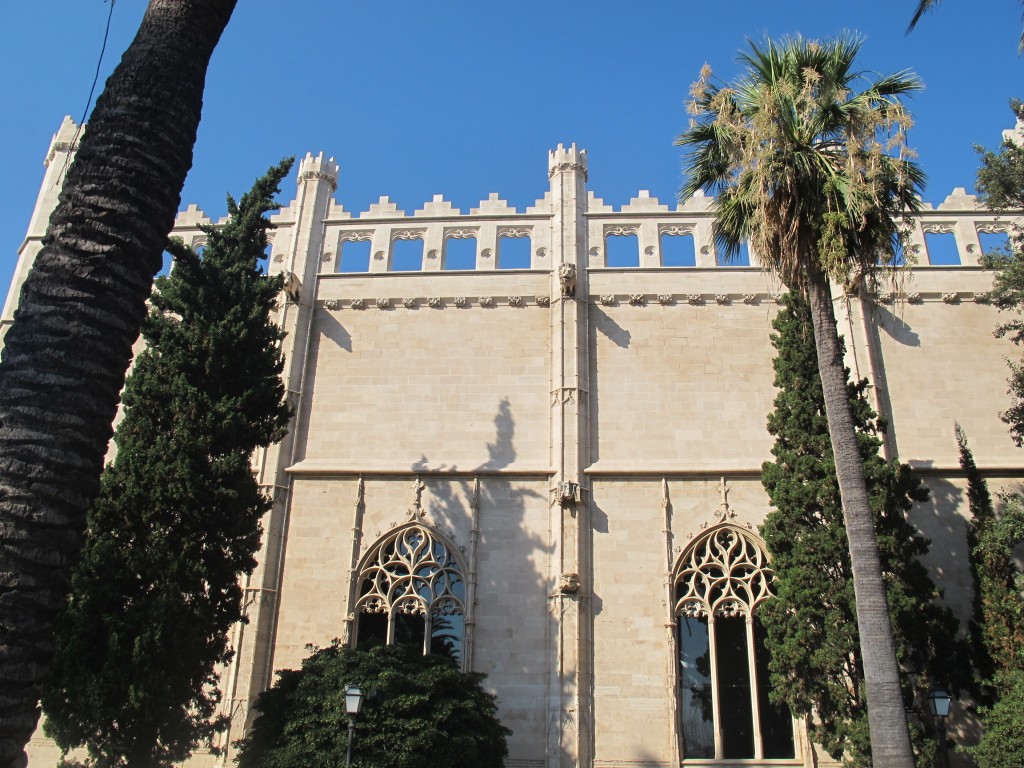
[8,117,1024,767]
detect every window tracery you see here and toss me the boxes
[353,524,466,666]
[673,524,795,762]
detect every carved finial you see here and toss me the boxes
[355,477,365,508]
[718,477,733,521]
[662,478,671,513]
[471,477,480,515]
[408,476,426,519]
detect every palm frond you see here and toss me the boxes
[676,33,924,290]
[907,0,942,33]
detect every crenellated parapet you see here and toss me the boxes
[166,144,1020,278]
[548,142,588,181]
[296,151,339,192]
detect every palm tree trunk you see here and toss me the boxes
[805,265,915,768]
[0,2,237,765]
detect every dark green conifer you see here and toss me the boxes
[235,643,510,768]
[956,428,1024,768]
[759,292,963,767]
[977,99,1024,444]
[41,161,294,768]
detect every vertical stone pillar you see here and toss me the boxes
[546,143,592,768]
[1,116,81,343]
[218,153,338,761]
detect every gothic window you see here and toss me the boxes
[674,525,795,761]
[354,525,466,666]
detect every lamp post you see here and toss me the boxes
[929,688,952,768]
[344,683,365,768]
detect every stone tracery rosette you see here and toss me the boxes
[673,525,774,619]
[355,524,466,621]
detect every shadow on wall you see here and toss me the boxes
[409,398,552,763]
[915,466,969,616]
[593,306,632,350]
[317,312,352,352]
[873,302,921,347]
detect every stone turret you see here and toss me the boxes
[1,116,82,332]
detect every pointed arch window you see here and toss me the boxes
[674,525,795,761]
[354,525,466,666]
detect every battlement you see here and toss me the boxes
[43,115,82,168]
[167,142,1018,274]
[297,151,339,191]
[548,142,588,180]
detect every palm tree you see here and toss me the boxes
[907,0,1024,52]
[676,36,924,767]
[0,2,237,765]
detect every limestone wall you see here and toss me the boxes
[8,124,1024,768]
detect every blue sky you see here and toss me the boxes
[1,0,1022,294]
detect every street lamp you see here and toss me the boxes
[929,688,952,768]
[344,684,365,768]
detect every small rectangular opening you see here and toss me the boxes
[661,233,696,267]
[444,237,477,270]
[980,230,1011,257]
[498,236,531,269]
[924,232,960,265]
[158,249,174,277]
[391,239,424,271]
[339,239,371,272]
[719,241,750,267]
[606,234,640,267]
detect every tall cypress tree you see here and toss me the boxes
[41,161,293,768]
[956,427,1024,767]
[759,293,964,767]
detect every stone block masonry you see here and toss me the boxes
[7,120,1023,768]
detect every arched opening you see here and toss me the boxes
[674,525,795,761]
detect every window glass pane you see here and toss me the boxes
[393,610,426,652]
[678,615,714,759]
[430,609,464,665]
[716,616,754,759]
[754,618,795,758]
[355,612,387,650]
